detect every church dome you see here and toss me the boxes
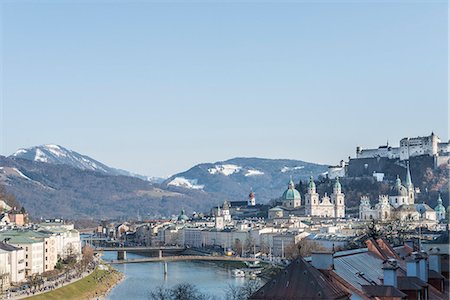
[435,194,446,213]
[334,177,342,192]
[177,209,189,222]
[390,176,408,197]
[282,179,301,200]
[308,176,316,190]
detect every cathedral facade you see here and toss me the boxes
[359,163,439,222]
[304,176,345,218]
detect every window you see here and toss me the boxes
[25,262,28,267]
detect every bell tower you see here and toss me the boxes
[305,176,319,216]
[331,177,345,218]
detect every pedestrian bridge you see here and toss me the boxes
[94,246,185,252]
[94,246,186,260]
[107,255,259,264]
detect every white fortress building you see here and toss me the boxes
[359,163,442,222]
[304,177,345,218]
[356,132,449,163]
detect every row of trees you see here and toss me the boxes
[149,281,262,300]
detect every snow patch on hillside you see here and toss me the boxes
[34,149,48,162]
[12,149,27,156]
[208,164,241,176]
[45,145,67,157]
[244,169,264,177]
[281,166,304,173]
[168,177,204,190]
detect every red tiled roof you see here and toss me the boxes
[249,257,350,300]
[362,285,407,298]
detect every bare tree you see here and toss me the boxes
[285,239,325,259]
[225,281,262,300]
[148,283,211,300]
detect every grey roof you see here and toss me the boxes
[333,250,384,291]
[0,242,21,252]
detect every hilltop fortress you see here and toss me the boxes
[334,132,450,180]
[356,132,449,163]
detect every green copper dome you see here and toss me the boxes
[282,179,301,200]
[308,176,316,190]
[334,177,341,191]
[435,194,446,213]
[390,175,408,197]
[178,209,189,222]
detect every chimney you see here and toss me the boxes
[311,251,334,270]
[428,247,441,274]
[406,252,420,278]
[382,259,399,287]
[418,251,428,283]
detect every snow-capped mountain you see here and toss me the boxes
[0,154,210,219]
[164,157,329,202]
[10,144,163,182]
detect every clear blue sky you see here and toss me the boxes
[1,0,448,177]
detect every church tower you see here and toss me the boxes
[331,177,345,218]
[359,196,371,220]
[305,176,319,216]
[405,161,415,204]
[248,189,256,206]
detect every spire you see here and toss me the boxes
[395,175,401,187]
[405,161,413,188]
[334,176,341,193]
[308,176,316,192]
[437,193,443,204]
[288,176,295,189]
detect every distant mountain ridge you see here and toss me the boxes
[3,145,330,219]
[0,155,210,219]
[164,157,329,203]
[11,144,164,183]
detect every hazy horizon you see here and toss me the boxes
[1,1,448,177]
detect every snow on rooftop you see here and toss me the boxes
[208,164,242,176]
[168,177,204,190]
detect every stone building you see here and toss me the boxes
[304,177,345,218]
[359,165,438,222]
[356,132,449,162]
[434,194,446,221]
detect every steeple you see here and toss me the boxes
[333,177,342,194]
[308,176,316,193]
[288,176,295,189]
[405,161,413,189]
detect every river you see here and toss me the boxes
[102,252,258,299]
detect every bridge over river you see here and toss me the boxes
[94,246,186,260]
[107,255,259,264]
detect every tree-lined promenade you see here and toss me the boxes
[25,266,122,300]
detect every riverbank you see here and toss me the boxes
[25,265,123,300]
